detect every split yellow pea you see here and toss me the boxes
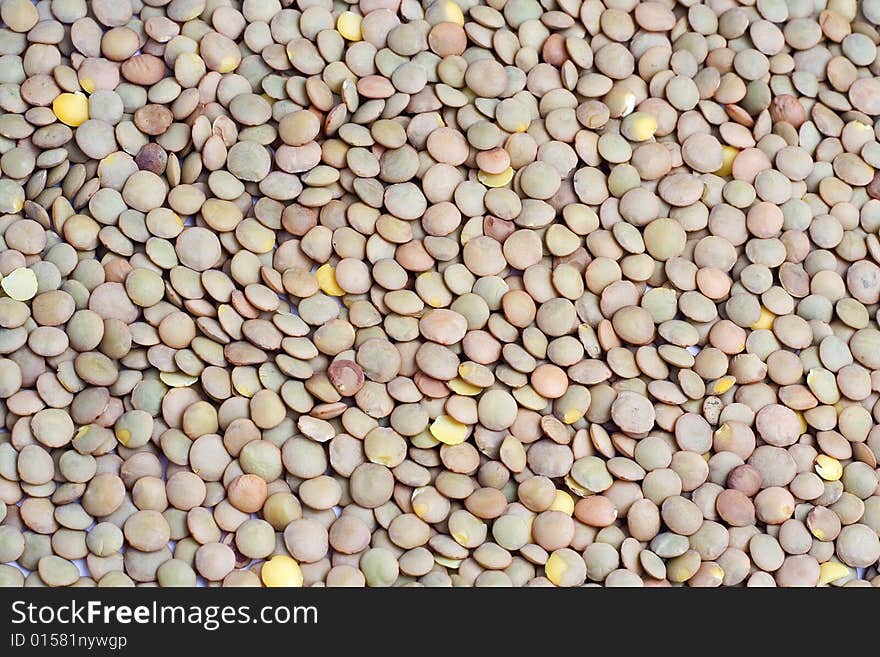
[434,555,462,569]
[793,411,807,435]
[115,429,131,447]
[52,92,89,127]
[544,551,568,586]
[261,555,303,587]
[714,146,739,177]
[448,377,482,396]
[564,475,590,497]
[818,561,849,586]
[751,306,775,330]
[621,112,657,141]
[478,167,514,187]
[429,414,468,445]
[549,490,574,516]
[814,454,842,481]
[336,11,363,41]
[711,376,736,395]
[435,1,465,26]
[315,264,345,296]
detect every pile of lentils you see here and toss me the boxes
[0,0,879,589]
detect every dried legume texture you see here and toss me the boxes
[0,0,878,590]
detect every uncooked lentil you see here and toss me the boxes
[0,0,877,590]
